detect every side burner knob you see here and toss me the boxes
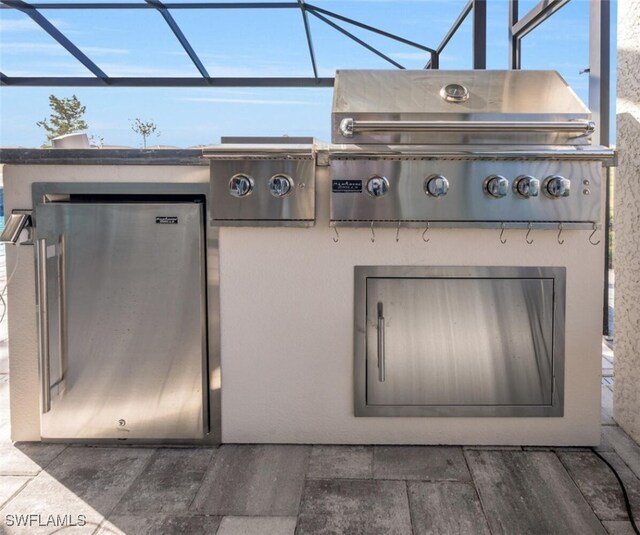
[543,175,571,198]
[424,175,449,197]
[268,174,293,197]
[483,175,509,198]
[513,175,540,198]
[229,173,254,198]
[366,175,390,198]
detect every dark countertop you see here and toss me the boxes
[0,148,208,166]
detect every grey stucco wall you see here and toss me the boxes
[614,0,640,441]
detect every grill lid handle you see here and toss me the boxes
[338,118,595,138]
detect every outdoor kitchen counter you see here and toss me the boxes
[1,154,605,446]
[0,148,207,166]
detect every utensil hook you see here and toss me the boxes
[370,220,375,243]
[499,222,507,245]
[332,226,339,243]
[589,222,601,246]
[422,222,430,243]
[526,222,534,245]
[557,223,565,245]
[395,221,401,243]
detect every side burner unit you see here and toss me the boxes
[205,139,319,226]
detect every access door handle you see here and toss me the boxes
[377,302,385,382]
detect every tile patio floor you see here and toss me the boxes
[0,376,638,534]
[1,249,635,534]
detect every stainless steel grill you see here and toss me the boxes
[329,69,614,229]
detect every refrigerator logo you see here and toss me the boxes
[156,216,178,225]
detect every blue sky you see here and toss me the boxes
[0,0,615,148]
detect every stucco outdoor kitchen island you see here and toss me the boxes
[0,70,614,446]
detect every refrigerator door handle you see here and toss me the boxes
[36,238,51,413]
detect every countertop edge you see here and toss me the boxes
[0,148,208,166]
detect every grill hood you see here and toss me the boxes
[331,70,595,146]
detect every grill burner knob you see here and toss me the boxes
[543,175,571,198]
[513,175,540,198]
[424,175,449,197]
[269,174,293,197]
[366,175,390,197]
[484,175,509,198]
[229,174,254,198]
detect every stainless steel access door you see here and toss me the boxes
[355,266,565,417]
[35,201,207,440]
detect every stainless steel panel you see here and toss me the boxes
[205,224,221,446]
[367,279,553,406]
[333,70,589,115]
[209,157,315,225]
[35,201,206,440]
[332,70,592,145]
[220,136,316,144]
[354,266,565,417]
[330,159,601,225]
[204,144,318,157]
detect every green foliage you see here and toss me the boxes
[130,118,159,149]
[89,134,104,148]
[608,228,614,269]
[36,95,88,141]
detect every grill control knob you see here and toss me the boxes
[543,175,571,198]
[229,173,253,198]
[424,175,449,197]
[366,175,389,197]
[484,175,509,198]
[268,174,293,197]
[513,175,540,198]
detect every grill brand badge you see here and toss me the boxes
[156,216,178,224]
[332,179,363,193]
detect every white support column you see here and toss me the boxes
[614,0,640,441]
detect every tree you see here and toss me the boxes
[131,118,159,149]
[89,134,104,148]
[36,95,88,141]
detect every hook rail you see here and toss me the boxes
[589,223,600,246]
[499,223,507,244]
[557,223,565,245]
[422,222,430,243]
[525,223,534,245]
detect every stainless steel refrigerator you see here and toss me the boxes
[34,199,208,441]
